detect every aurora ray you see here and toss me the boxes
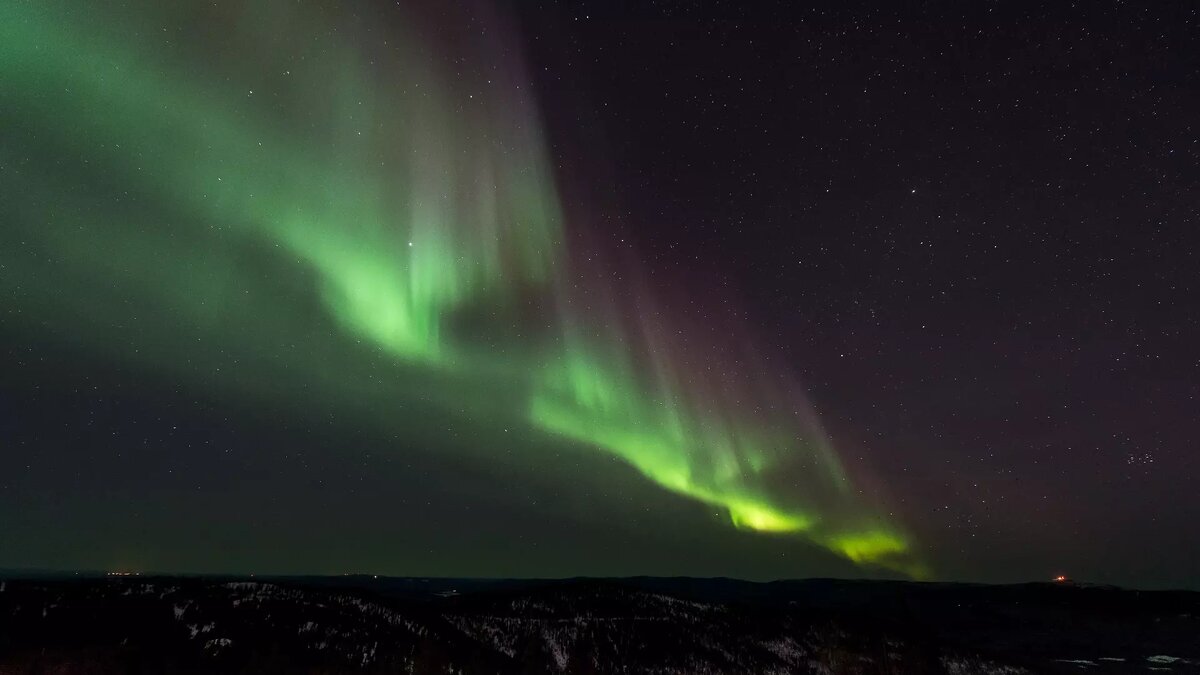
[0,0,922,576]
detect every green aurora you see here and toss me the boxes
[0,0,923,577]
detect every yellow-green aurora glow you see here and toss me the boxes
[0,0,923,576]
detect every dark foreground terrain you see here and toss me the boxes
[0,575,1196,674]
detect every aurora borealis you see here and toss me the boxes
[0,0,916,576]
[4,1,1198,588]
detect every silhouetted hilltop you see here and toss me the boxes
[0,575,1196,673]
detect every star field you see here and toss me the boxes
[2,0,1198,587]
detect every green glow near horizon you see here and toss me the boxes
[0,0,923,576]
[530,344,817,534]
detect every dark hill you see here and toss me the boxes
[0,575,1196,673]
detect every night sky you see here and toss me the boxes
[2,1,1197,589]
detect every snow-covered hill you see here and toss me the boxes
[0,576,1196,673]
